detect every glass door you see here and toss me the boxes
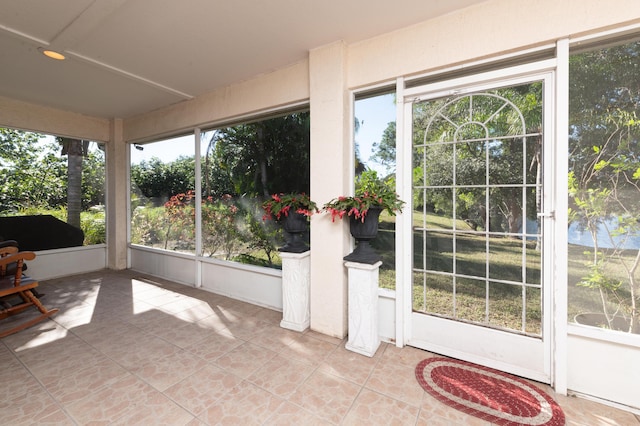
[405,70,553,382]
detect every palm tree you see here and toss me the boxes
[57,137,87,229]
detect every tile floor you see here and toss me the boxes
[1,269,639,425]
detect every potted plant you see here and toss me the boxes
[324,171,404,263]
[262,193,318,252]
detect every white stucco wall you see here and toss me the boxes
[568,330,640,409]
[347,0,640,89]
[0,95,110,142]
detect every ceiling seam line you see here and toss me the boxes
[68,50,195,100]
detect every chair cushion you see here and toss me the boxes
[0,275,38,294]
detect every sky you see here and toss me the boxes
[130,134,195,165]
[129,94,397,175]
[354,93,396,176]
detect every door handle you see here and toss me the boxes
[537,211,554,218]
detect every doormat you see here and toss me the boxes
[415,357,565,426]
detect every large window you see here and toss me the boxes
[199,112,310,267]
[568,39,640,334]
[129,111,310,269]
[354,92,397,288]
[130,135,196,253]
[0,129,106,247]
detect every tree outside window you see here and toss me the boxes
[130,111,310,269]
[0,129,106,246]
[568,40,640,334]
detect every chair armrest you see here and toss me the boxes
[0,240,18,249]
[0,252,35,265]
[0,252,36,282]
[0,246,19,257]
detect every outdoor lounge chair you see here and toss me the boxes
[0,249,58,338]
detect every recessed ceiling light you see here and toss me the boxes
[39,48,65,60]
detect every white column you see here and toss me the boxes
[280,251,311,332]
[106,118,128,270]
[345,260,382,357]
[309,41,351,338]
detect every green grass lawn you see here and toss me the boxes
[372,209,638,334]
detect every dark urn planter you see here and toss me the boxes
[280,211,310,253]
[574,312,630,332]
[343,207,382,264]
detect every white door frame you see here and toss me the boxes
[395,58,560,384]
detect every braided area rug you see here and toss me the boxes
[415,357,565,426]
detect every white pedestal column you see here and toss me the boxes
[344,260,382,357]
[280,251,311,332]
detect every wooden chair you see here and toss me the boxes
[0,240,44,298]
[0,250,58,338]
[0,241,18,278]
[0,240,20,277]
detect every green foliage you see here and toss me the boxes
[201,194,243,260]
[578,260,622,292]
[412,84,542,233]
[370,121,396,173]
[130,205,167,247]
[1,129,62,212]
[130,192,284,267]
[202,112,310,198]
[81,213,106,244]
[568,41,640,333]
[130,156,195,206]
[232,253,281,268]
[244,204,281,266]
[81,150,106,209]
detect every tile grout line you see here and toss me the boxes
[10,319,82,425]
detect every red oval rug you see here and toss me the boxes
[415,357,565,426]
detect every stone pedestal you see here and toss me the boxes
[344,260,382,357]
[280,250,311,332]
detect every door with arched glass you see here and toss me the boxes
[404,67,554,382]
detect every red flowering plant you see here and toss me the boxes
[261,192,318,221]
[323,170,404,222]
[163,190,196,249]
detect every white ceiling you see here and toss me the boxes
[0,0,485,119]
